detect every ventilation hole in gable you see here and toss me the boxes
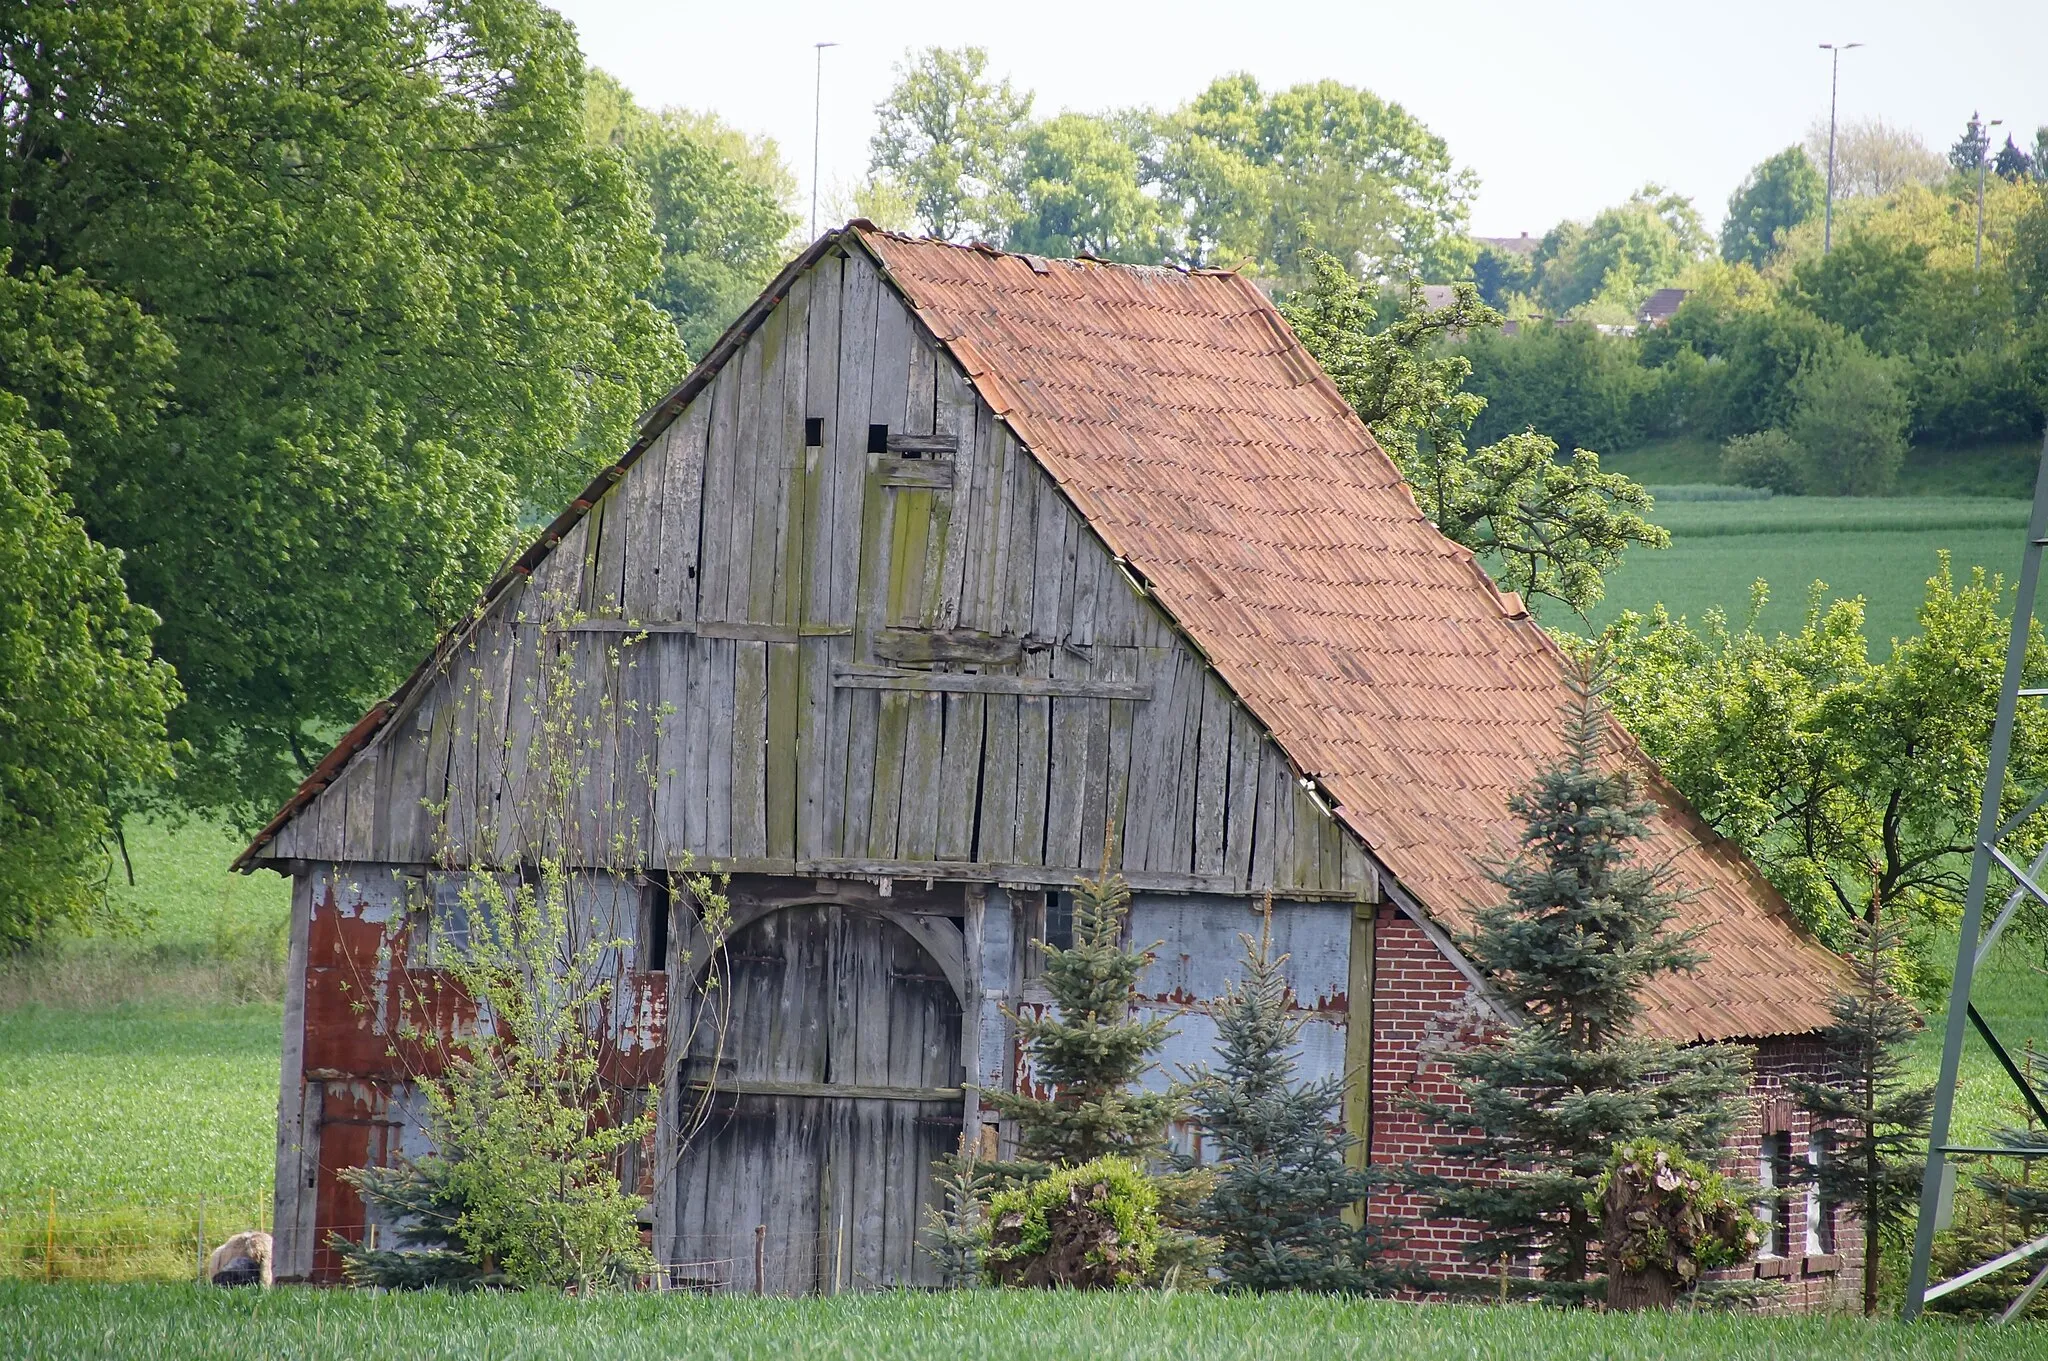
[867,423,890,454]
[804,417,824,447]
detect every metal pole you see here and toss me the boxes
[1976,119,2004,273]
[810,42,838,239]
[1818,43,1861,256]
[1904,429,2048,1319]
[1824,48,1840,255]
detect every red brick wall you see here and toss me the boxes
[1365,904,1863,1310]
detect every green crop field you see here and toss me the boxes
[2,1283,2042,1361]
[1573,495,2034,646]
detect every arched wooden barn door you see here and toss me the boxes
[672,900,964,1292]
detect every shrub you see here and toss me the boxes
[1789,345,1909,495]
[1719,430,1805,494]
[985,1157,1162,1289]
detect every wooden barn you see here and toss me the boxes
[237,223,1858,1302]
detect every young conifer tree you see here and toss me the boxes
[1187,912,1410,1293]
[1409,665,1752,1304]
[1789,914,1934,1316]
[983,871,1178,1167]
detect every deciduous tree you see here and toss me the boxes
[0,0,684,825]
[1282,252,1666,615]
[1722,148,1826,269]
[869,46,1031,243]
[0,390,180,948]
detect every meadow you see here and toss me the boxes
[3,1282,2045,1361]
[1576,494,2032,646]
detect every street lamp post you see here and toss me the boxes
[1819,42,1863,256]
[810,42,839,240]
[1976,116,2005,272]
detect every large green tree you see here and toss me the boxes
[1152,74,1475,283]
[1531,186,1709,318]
[1,0,684,824]
[1004,112,1165,263]
[1598,559,2048,961]
[1721,147,1826,269]
[1282,252,1665,615]
[584,70,797,360]
[869,46,1032,243]
[0,388,180,947]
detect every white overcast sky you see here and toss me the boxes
[551,1,2048,240]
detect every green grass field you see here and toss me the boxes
[1577,496,2034,646]
[2,1283,2042,1361]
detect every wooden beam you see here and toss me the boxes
[834,668,1150,701]
[874,628,1023,667]
[688,1078,963,1103]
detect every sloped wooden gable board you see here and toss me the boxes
[261,245,1374,900]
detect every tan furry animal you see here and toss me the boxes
[205,1230,273,1287]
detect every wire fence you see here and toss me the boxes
[0,1194,274,1284]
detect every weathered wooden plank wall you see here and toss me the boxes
[262,246,1373,902]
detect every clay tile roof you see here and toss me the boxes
[858,225,1843,1044]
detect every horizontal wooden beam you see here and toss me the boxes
[877,457,954,489]
[558,621,852,641]
[698,856,1375,902]
[875,628,1023,667]
[688,1078,963,1103]
[833,668,1151,700]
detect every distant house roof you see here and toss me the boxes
[1416,283,1460,313]
[1638,288,1688,326]
[1475,232,1540,256]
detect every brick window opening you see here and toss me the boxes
[1759,1132,1795,1258]
[1809,1131,1837,1255]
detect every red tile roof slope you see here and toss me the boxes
[860,226,1842,1043]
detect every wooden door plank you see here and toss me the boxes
[732,640,770,860]
[1012,648,1052,866]
[765,639,801,862]
[702,637,736,858]
[829,253,881,629]
[795,635,834,861]
[865,690,909,859]
[934,691,985,862]
[975,693,1019,865]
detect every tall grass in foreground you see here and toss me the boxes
[2,1283,2042,1361]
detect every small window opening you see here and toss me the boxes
[1044,891,1074,953]
[867,423,890,453]
[642,877,672,974]
[1759,1132,1795,1258]
[804,417,824,447]
[1809,1131,1836,1255]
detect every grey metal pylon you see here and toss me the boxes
[1903,429,2048,1321]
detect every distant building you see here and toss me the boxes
[1474,232,1540,257]
[1637,287,1689,328]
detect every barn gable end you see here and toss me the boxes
[255,241,1372,900]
